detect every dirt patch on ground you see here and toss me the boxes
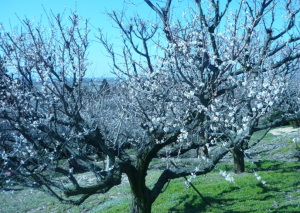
[269,126,300,136]
[250,127,300,161]
[219,126,300,163]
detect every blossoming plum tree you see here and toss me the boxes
[0,1,300,213]
[99,0,300,210]
[0,12,127,203]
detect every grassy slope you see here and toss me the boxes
[1,127,300,213]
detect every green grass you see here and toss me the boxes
[1,160,299,213]
[1,127,300,212]
[272,144,297,154]
[153,160,300,213]
[0,177,132,213]
[250,130,276,142]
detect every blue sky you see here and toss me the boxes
[1,1,292,78]
[0,0,241,78]
[0,0,158,78]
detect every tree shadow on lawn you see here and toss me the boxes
[167,194,260,213]
[276,204,300,212]
[0,187,23,192]
[167,177,291,212]
[248,160,300,172]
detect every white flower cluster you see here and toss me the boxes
[187,172,196,183]
[292,138,300,143]
[185,172,197,188]
[183,90,195,99]
[178,129,188,142]
[254,172,266,185]
[219,169,234,182]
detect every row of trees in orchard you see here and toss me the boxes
[1,0,300,212]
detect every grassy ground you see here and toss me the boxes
[1,127,300,212]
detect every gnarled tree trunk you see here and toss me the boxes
[232,146,245,173]
[131,191,152,213]
[124,162,153,213]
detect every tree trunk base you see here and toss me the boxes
[233,147,245,173]
[131,191,152,213]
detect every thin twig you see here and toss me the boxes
[170,161,211,206]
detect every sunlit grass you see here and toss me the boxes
[1,160,299,213]
[152,160,300,212]
[1,128,300,212]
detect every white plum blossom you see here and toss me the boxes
[178,129,189,142]
[219,169,234,182]
[254,172,267,185]
[257,103,263,109]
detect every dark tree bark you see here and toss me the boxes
[232,146,245,173]
[68,158,89,174]
[130,181,152,213]
[290,120,300,128]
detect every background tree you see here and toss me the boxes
[286,71,300,128]
[0,1,300,213]
[0,11,126,203]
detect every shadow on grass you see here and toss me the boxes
[255,182,272,194]
[167,194,260,213]
[0,187,23,192]
[275,203,300,212]
[248,160,300,172]
[167,186,261,212]
[168,161,300,213]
